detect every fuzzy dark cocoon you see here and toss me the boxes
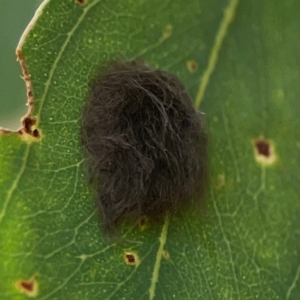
[81,60,208,234]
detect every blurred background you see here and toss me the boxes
[0,0,43,130]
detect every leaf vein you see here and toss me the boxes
[0,144,30,224]
[149,215,170,300]
[195,0,239,108]
[286,263,300,300]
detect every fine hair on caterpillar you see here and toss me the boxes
[81,59,208,235]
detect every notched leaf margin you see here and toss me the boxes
[0,0,50,141]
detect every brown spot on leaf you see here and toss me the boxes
[253,138,277,166]
[21,281,34,291]
[22,117,37,134]
[255,140,270,157]
[32,129,40,138]
[76,0,86,4]
[162,24,172,39]
[162,250,170,260]
[19,116,41,140]
[126,254,135,263]
[124,251,140,266]
[138,216,148,229]
[186,60,198,73]
[16,277,38,297]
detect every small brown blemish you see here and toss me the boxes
[162,24,172,39]
[22,117,37,134]
[19,116,41,140]
[214,173,225,190]
[123,251,140,266]
[253,138,277,166]
[21,281,34,291]
[138,216,148,229]
[32,129,40,138]
[126,254,135,263]
[186,60,198,73]
[162,250,170,260]
[16,278,38,297]
[255,140,270,157]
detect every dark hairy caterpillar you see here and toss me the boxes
[81,59,208,234]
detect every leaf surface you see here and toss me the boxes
[1,0,300,299]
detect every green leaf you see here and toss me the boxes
[1,0,300,299]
